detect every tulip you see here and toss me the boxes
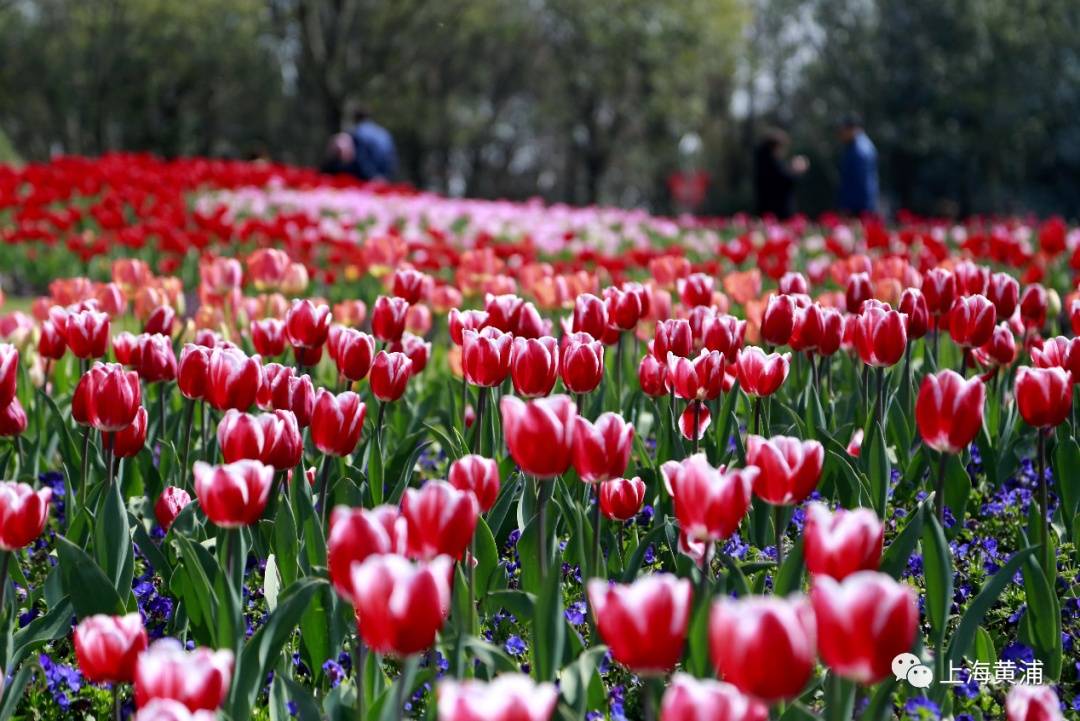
[598,477,646,521]
[292,342,323,367]
[844,272,872,314]
[484,294,525,333]
[987,272,1020,320]
[604,286,644,331]
[1020,283,1048,331]
[205,345,262,412]
[154,487,192,532]
[437,674,558,721]
[508,336,559,398]
[661,454,754,541]
[327,505,407,601]
[285,299,331,349]
[350,554,453,657]
[250,318,287,357]
[955,260,989,295]
[701,313,746,362]
[660,674,768,721]
[803,503,883,580]
[898,288,929,340]
[678,273,714,308]
[74,613,148,684]
[333,327,376,382]
[144,306,176,337]
[778,272,809,295]
[372,295,410,342]
[760,294,795,347]
[259,410,303,471]
[1006,686,1065,721]
[572,293,608,339]
[311,390,367,456]
[573,412,634,483]
[587,574,693,674]
[709,595,816,702]
[0,344,16,409]
[391,332,431,375]
[922,267,957,316]
[0,481,51,550]
[217,409,264,463]
[736,347,790,400]
[745,434,824,506]
[402,480,479,561]
[0,398,27,438]
[678,402,712,440]
[638,352,669,397]
[105,405,149,458]
[369,350,413,402]
[448,309,488,346]
[981,323,1018,367]
[852,302,907,367]
[788,302,824,353]
[192,460,274,528]
[392,268,433,304]
[500,395,577,479]
[653,318,693,360]
[462,327,513,388]
[561,332,604,394]
[134,698,218,721]
[64,308,110,359]
[448,454,501,513]
[816,306,844,357]
[810,571,918,684]
[79,362,142,432]
[247,248,290,290]
[134,638,234,711]
[177,345,210,401]
[39,320,66,360]
[1015,366,1071,429]
[133,333,178,383]
[668,350,725,402]
[915,370,986,454]
[265,365,315,427]
[946,294,996,349]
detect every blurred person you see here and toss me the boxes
[351,108,398,181]
[837,114,879,215]
[320,133,358,176]
[753,128,809,219]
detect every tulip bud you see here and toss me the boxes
[915,370,986,453]
[154,486,192,532]
[660,674,767,721]
[372,296,410,343]
[598,477,646,521]
[1015,366,1072,428]
[74,613,148,684]
[947,294,996,348]
[333,328,377,381]
[661,454,754,541]
[500,395,577,478]
[560,332,604,393]
[250,318,287,358]
[328,505,406,601]
[135,639,234,711]
[803,503,883,579]
[638,353,668,397]
[285,299,332,349]
[193,460,274,528]
[745,435,824,505]
[588,574,693,674]
[735,347,790,397]
[0,481,51,550]
[106,405,149,458]
[572,412,634,483]
[350,554,453,657]
[448,455,501,513]
[370,350,413,402]
[402,480,479,561]
[510,337,559,398]
[438,675,558,721]
[311,390,367,456]
[462,327,512,388]
[654,318,693,360]
[844,272,872,314]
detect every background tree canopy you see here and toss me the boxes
[2,0,1079,217]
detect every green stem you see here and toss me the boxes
[354,637,367,721]
[318,454,334,527]
[1037,428,1051,576]
[79,426,91,511]
[691,400,701,453]
[0,551,10,611]
[112,682,121,721]
[935,452,947,523]
[774,504,785,573]
[471,387,485,455]
[591,483,602,578]
[536,477,552,579]
[180,398,195,490]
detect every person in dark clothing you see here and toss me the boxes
[753,128,808,219]
[350,109,398,181]
[837,115,879,215]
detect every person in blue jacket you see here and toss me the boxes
[350,108,398,181]
[837,115,879,215]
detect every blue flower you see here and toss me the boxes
[505,635,527,656]
[565,600,587,626]
[904,696,941,719]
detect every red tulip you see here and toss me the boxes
[761,294,795,346]
[105,405,148,458]
[653,318,693,360]
[259,410,302,470]
[678,273,714,308]
[247,248,290,290]
[500,395,577,478]
[572,293,608,339]
[217,410,264,463]
[264,365,315,427]
[1015,366,1072,428]
[638,353,669,397]
[484,294,525,333]
[144,306,176,337]
[448,309,488,346]
[572,412,634,483]
[350,554,453,657]
[74,613,148,684]
[987,272,1020,320]
[193,459,274,527]
[0,398,26,437]
[134,638,234,711]
[587,574,693,674]
[946,294,996,348]
[981,323,1018,367]
[327,504,407,600]
[510,336,559,398]
[1006,686,1065,721]
[1020,283,1048,331]
[0,481,51,550]
[372,295,410,343]
[678,402,712,440]
[133,333,178,383]
[402,480,479,561]
[803,503,883,580]
[437,674,558,721]
[285,299,331,349]
[701,313,746,362]
[598,477,646,521]
[64,308,110,359]
[709,595,816,702]
[311,389,367,456]
[0,344,17,409]
[954,260,989,296]
[778,272,809,295]
[39,320,66,360]
[370,350,413,402]
[604,286,644,331]
[668,350,725,401]
[79,362,142,432]
[915,369,986,454]
[251,318,287,357]
[154,486,192,532]
[392,268,433,304]
[514,301,548,339]
[844,272,872,314]
[462,327,513,388]
[788,302,824,353]
[735,347,790,397]
[810,571,918,684]
[448,454,501,513]
[898,288,929,339]
[852,302,907,367]
[205,345,262,412]
[177,345,211,401]
[660,674,768,721]
[390,333,431,375]
[922,267,957,316]
[661,454,755,541]
[134,699,219,721]
[561,332,604,393]
[816,306,844,356]
[746,435,824,505]
[333,327,376,381]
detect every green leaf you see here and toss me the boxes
[273,498,299,588]
[0,664,34,721]
[942,454,972,534]
[620,521,668,583]
[1020,554,1063,680]
[132,521,171,578]
[11,598,74,669]
[55,536,125,617]
[973,627,996,666]
[473,517,501,601]
[558,645,606,716]
[386,440,432,504]
[227,576,326,720]
[880,502,925,579]
[774,536,805,596]
[947,547,1035,667]
[94,479,134,606]
[1053,434,1080,539]
[921,512,953,643]
[531,564,565,682]
[462,636,520,674]
[865,421,889,517]
[482,589,536,620]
